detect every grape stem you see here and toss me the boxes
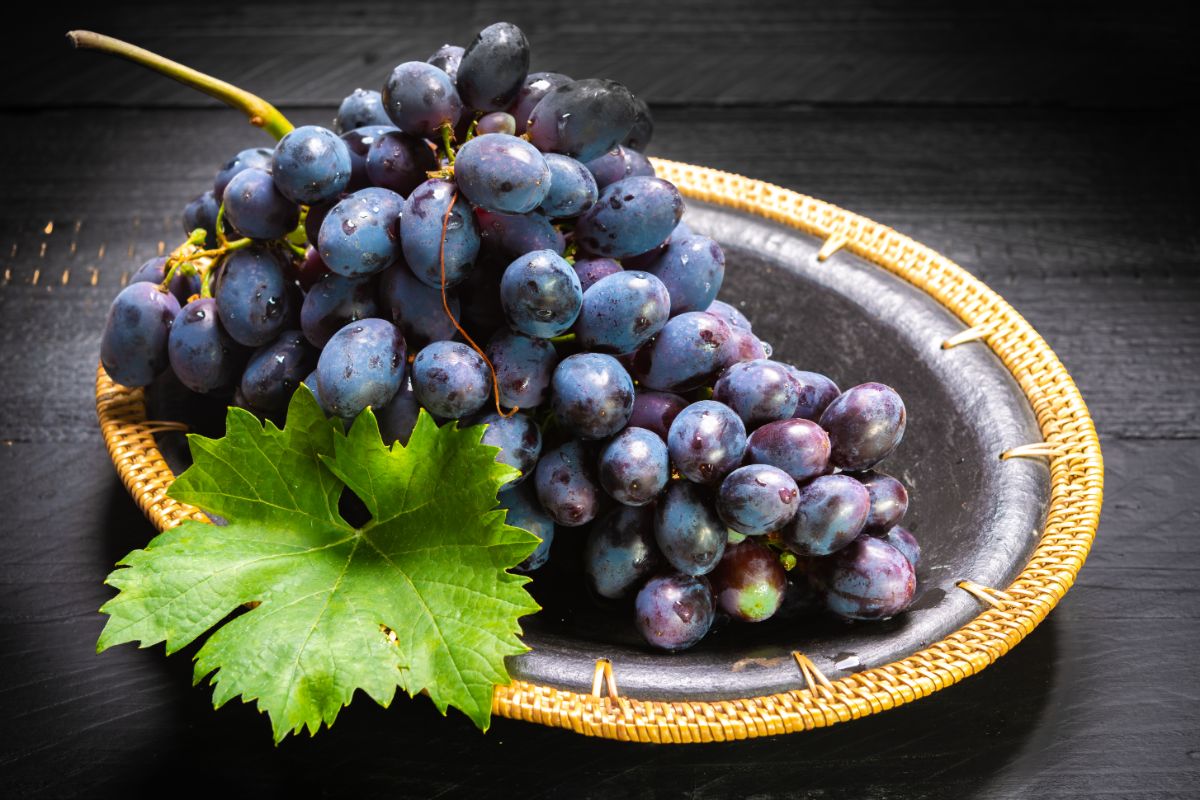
[438,123,457,165]
[66,30,295,141]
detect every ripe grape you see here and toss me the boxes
[485,330,558,408]
[457,22,530,112]
[745,418,830,483]
[784,367,840,421]
[318,187,405,278]
[585,146,656,190]
[476,209,565,259]
[584,505,660,599]
[666,400,747,485]
[271,125,352,205]
[655,481,726,575]
[574,270,671,355]
[644,234,725,315]
[723,327,770,366]
[382,61,463,138]
[315,318,407,419]
[378,261,460,349]
[706,299,751,332]
[499,249,582,338]
[780,474,870,556]
[168,297,244,394]
[130,256,200,305]
[635,573,714,651]
[427,44,465,81]
[882,526,921,570]
[455,133,551,213]
[410,340,491,419]
[477,112,516,136]
[539,154,598,218]
[820,382,907,471]
[550,353,635,440]
[295,246,330,291]
[534,440,600,527]
[182,190,219,246]
[335,88,391,133]
[213,147,273,198]
[598,427,670,506]
[630,311,735,392]
[527,78,638,162]
[510,72,572,134]
[240,330,316,414]
[300,273,379,347]
[469,410,542,488]
[710,539,787,622]
[574,176,684,259]
[500,485,556,572]
[622,95,655,151]
[215,247,293,347]
[571,257,622,292]
[626,390,687,440]
[222,168,298,240]
[401,178,481,288]
[365,130,438,196]
[854,470,909,533]
[713,359,800,429]
[377,377,420,445]
[340,124,398,192]
[717,464,799,536]
[824,535,916,621]
[100,282,180,387]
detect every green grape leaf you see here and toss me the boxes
[97,388,540,742]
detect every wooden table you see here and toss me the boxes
[2,3,1197,797]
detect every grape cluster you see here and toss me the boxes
[97,21,922,654]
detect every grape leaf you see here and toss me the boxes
[97,388,541,742]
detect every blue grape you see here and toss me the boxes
[501,485,556,572]
[585,146,655,191]
[300,272,379,347]
[377,377,420,445]
[819,383,907,471]
[528,79,638,163]
[854,470,909,534]
[745,418,831,483]
[215,247,293,346]
[584,505,660,599]
[272,125,352,205]
[539,154,598,218]
[717,464,799,536]
[455,133,551,213]
[534,440,600,527]
[713,359,800,429]
[427,43,465,81]
[784,367,840,421]
[824,535,916,621]
[599,427,670,506]
[575,176,684,259]
[240,330,316,414]
[401,178,481,289]
[315,318,407,419]
[378,261,460,349]
[318,187,405,277]
[881,526,920,570]
[335,89,391,133]
[780,474,870,557]
[620,240,669,271]
[477,112,517,136]
[575,270,671,355]
[571,257,622,293]
[301,369,325,412]
[644,234,725,315]
[365,130,437,196]
[654,481,726,576]
[626,390,688,441]
[100,282,180,387]
[341,124,398,192]
[499,249,582,338]
[485,330,558,409]
[410,340,491,419]
[183,190,219,247]
[130,256,200,305]
[168,297,244,393]
[476,209,565,259]
[622,95,654,151]
[723,327,770,367]
[382,61,463,138]
[635,573,714,652]
[711,538,787,623]
[469,410,542,488]
[222,168,298,240]
[511,72,572,134]
[706,299,751,331]
[666,400,747,485]
[632,311,735,392]
[550,353,635,439]
[213,147,273,198]
[457,22,530,112]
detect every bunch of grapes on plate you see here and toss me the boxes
[97,21,921,653]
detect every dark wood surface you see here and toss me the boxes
[2,2,1198,797]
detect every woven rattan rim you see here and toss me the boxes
[95,159,1103,744]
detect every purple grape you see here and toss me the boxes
[318,187,405,277]
[745,418,831,483]
[401,179,481,289]
[469,410,542,489]
[820,382,907,471]
[182,190,219,247]
[300,272,379,347]
[315,318,407,419]
[168,297,245,394]
[574,176,684,260]
[527,78,638,163]
[824,535,917,621]
[575,270,671,355]
[130,256,200,306]
[213,147,273,199]
[621,240,669,271]
[340,125,398,192]
[240,330,316,414]
[378,261,460,349]
[705,299,751,332]
[655,481,726,576]
[510,72,572,135]
[456,22,530,112]
[780,474,870,557]
[584,505,660,599]
[713,359,800,429]
[666,400,747,485]
[476,209,566,260]
[599,427,670,506]
[382,61,463,138]
[584,146,656,191]
[539,154,598,218]
[455,133,551,214]
[410,340,491,419]
[100,282,180,388]
[635,573,715,651]
[644,234,725,316]
[717,464,799,536]
[882,526,920,570]
[710,539,787,623]
[377,377,420,445]
[335,88,391,133]
[272,125,352,205]
[365,130,438,196]
[630,311,735,392]
[501,484,555,572]
[427,44,465,81]
[550,353,635,440]
[723,327,770,368]
[626,390,688,441]
[295,246,330,291]
[571,257,622,292]
[485,330,558,409]
[622,95,654,152]
[477,112,516,136]
[784,367,841,421]
[534,441,600,527]
[500,249,582,338]
[222,168,298,241]
[854,470,909,534]
[215,247,293,347]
